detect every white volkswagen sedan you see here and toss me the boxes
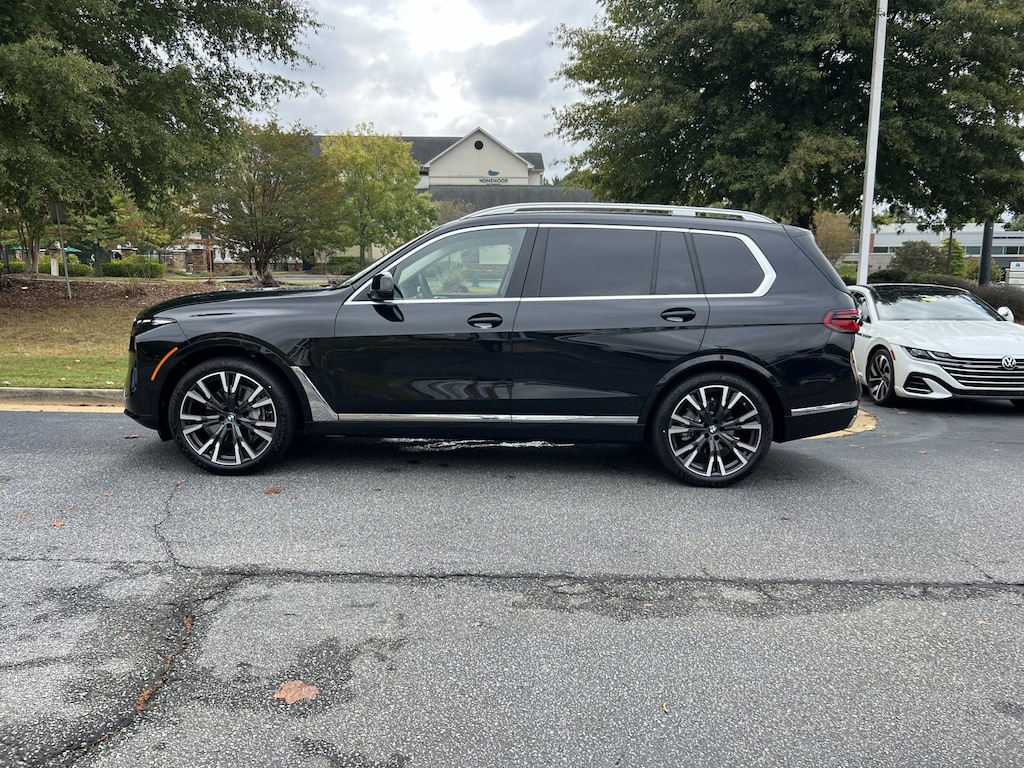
[849,283,1024,409]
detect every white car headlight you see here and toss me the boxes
[903,347,953,361]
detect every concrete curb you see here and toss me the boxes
[0,387,122,405]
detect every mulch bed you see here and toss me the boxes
[0,274,240,310]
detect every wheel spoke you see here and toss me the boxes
[664,381,765,480]
[178,368,280,468]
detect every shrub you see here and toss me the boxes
[912,273,976,291]
[3,260,27,274]
[890,240,940,274]
[314,256,362,275]
[965,258,1004,282]
[836,263,857,285]
[973,283,1024,320]
[867,267,909,283]
[102,257,165,278]
[58,261,94,277]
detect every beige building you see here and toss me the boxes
[408,127,545,189]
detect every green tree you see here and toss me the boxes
[0,0,320,272]
[813,211,857,265]
[201,123,344,284]
[938,237,967,278]
[320,125,438,267]
[890,240,940,275]
[553,0,1024,228]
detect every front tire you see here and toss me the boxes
[866,348,897,406]
[168,357,296,474]
[650,373,773,487]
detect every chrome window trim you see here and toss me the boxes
[344,222,776,306]
[520,294,705,303]
[536,223,775,298]
[685,229,776,297]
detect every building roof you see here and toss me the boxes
[309,129,544,174]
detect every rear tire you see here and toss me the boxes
[650,372,773,487]
[168,357,296,474]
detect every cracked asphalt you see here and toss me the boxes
[1,398,1022,766]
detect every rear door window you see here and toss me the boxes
[539,227,656,297]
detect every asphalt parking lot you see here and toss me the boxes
[1,397,1022,767]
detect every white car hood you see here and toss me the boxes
[873,320,1024,356]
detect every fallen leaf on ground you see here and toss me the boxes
[17,512,29,519]
[265,487,284,495]
[273,680,319,704]
[124,434,140,439]
[52,520,65,528]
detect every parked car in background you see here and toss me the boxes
[850,283,1024,409]
[125,203,861,487]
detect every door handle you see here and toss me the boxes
[468,313,503,329]
[660,308,698,323]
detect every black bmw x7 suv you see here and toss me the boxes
[125,203,861,486]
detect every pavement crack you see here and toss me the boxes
[135,614,193,713]
[957,553,998,583]
[152,480,186,569]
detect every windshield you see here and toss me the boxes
[872,286,1001,321]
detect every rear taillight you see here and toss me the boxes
[823,309,861,333]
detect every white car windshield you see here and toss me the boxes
[872,286,1001,322]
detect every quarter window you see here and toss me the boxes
[540,228,656,297]
[693,233,764,294]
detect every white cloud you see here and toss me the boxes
[254,0,601,172]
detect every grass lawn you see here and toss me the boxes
[0,305,135,388]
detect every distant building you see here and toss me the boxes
[849,223,1024,272]
[313,126,592,213]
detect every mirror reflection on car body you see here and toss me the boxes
[124,203,863,487]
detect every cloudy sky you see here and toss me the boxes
[259,0,603,176]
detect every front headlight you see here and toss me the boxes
[131,316,175,335]
[903,347,952,360]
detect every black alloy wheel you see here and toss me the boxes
[168,357,296,474]
[866,348,897,406]
[651,372,773,487]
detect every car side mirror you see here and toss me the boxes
[369,272,395,302]
[997,306,1015,323]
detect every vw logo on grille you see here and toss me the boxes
[1002,356,1019,370]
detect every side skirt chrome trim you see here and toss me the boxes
[289,369,641,427]
[790,400,860,416]
[333,413,639,425]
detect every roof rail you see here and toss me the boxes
[460,202,776,224]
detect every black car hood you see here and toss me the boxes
[135,285,342,321]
